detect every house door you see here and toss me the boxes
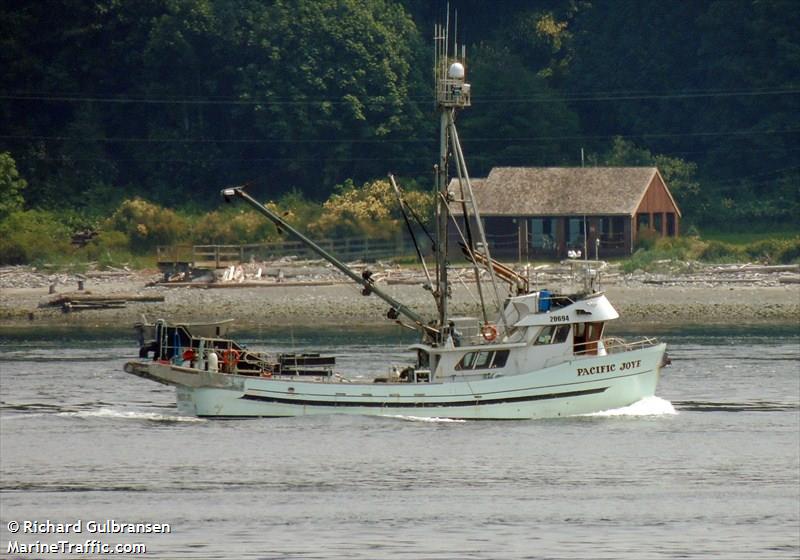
[529,218,556,252]
[566,218,585,253]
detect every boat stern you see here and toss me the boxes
[123,360,244,390]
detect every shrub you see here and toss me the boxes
[0,210,72,265]
[192,208,278,244]
[309,179,433,240]
[743,238,800,264]
[273,189,323,230]
[620,236,696,273]
[697,240,744,262]
[106,198,189,253]
[652,235,699,255]
[774,237,800,264]
[191,191,322,244]
[76,230,135,268]
[634,229,659,251]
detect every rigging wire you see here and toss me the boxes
[1,128,796,145]
[1,86,797,105]
[388,173,436,311]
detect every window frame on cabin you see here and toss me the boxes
[455,349,510,371]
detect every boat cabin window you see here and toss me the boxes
[534,325,570,345]
[455,350,510,370]
[417,349,430,368]
[491,351,509,368]
[456,352,476,370]
[474,351,492,369]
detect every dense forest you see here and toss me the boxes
[1,0,798,233]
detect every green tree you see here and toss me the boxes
[566,0,799,227]
[459,43,581,175]
[0,0,430,206]
[232,0,429,198]
[694,0,800,216]
[599,137,702,222]
[0,152,26,218]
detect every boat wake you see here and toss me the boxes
[584,396,677,417]
[389,415,467,423]
[59,407,206,423]
[671,400,799,412]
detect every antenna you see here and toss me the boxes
[454,10,457,55]
[435,7,470,109]
[445,5,449,61]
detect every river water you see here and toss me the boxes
[1,325,798,559]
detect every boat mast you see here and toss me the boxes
[434,16,508,337]
[434,19,471,339]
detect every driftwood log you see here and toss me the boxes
[39,293,165,312]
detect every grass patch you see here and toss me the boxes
[701,229,800,244]
[620,234,800,272]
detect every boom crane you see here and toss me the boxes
[221,186,437,338]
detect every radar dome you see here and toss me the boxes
[447,62,465,80]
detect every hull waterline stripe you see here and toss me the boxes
[239,387,607,408]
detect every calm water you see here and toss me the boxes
[1,325,798,559]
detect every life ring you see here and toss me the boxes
[221,349,240,369]
[481,323,498,342]
[260,369,273,378]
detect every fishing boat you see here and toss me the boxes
[123,24,667,419]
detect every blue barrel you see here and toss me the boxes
[538,290,551,312]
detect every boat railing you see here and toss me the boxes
[451,324,516,347]
[601,336,660,354]
[451,325,482,346]
[152,331,242,365]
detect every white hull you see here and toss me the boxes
[125,343,665,420]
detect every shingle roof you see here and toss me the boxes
[449,167,664,216]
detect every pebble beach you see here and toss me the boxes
[1,261,798,331]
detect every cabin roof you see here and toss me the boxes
[449,166,674,216]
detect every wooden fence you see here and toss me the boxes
[157,236,421,271]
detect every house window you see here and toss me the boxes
[530,218,555,249]
[566,218,585,248]
[667,213,676,236]
[637,213,650,231]
[600,216,626,247]
[653,213,663,234]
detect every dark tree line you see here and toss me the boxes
[1,0,797,227]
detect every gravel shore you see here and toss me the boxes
[1,263,798,330]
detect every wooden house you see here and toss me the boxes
[449,167,681,260]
